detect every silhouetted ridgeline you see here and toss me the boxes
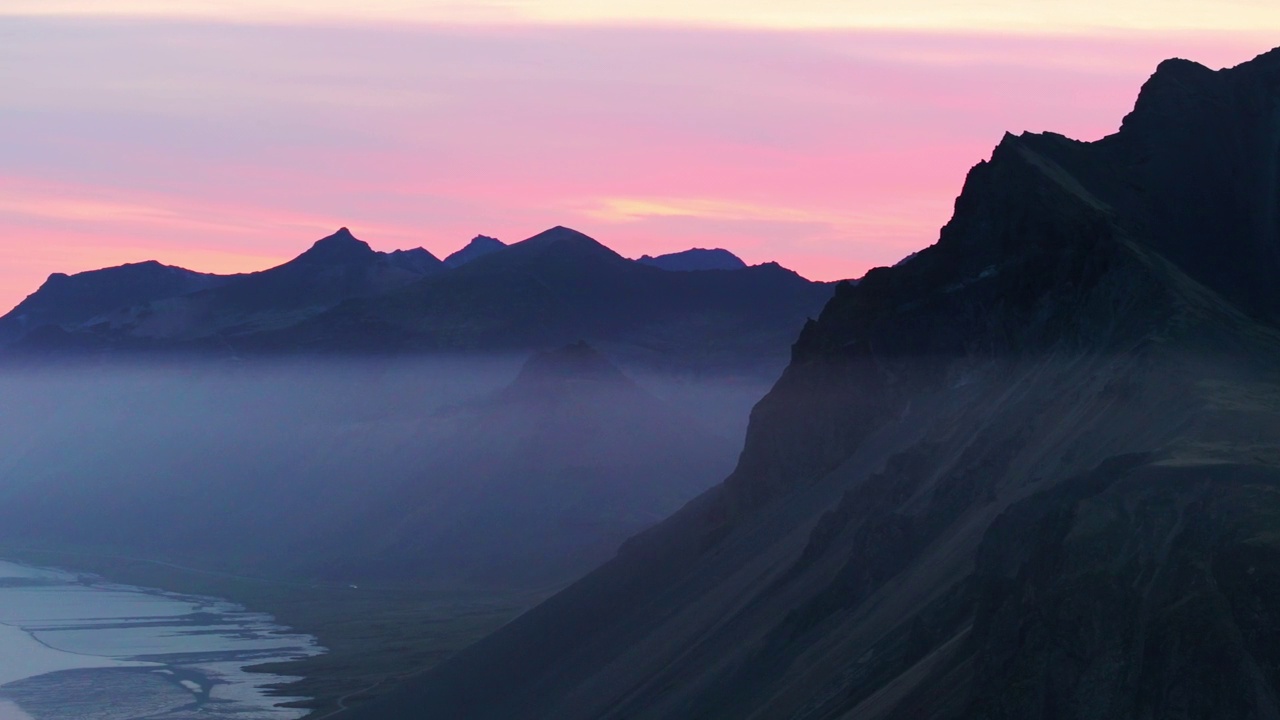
[637,247,747,272]
[336,47,1280,720]
[0,227,832,375]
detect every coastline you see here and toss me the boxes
[0,559,323,719]
[0,547,539,717]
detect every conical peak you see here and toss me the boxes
[522,226,598,247]
[515,341,627,384]
[512,227,626,264]
[297,228,376,264]
[444,234,507,268]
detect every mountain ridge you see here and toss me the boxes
[0,227,831,373]
[443,234,506,268]
[333,46,1280,720]
[637,247,747,272]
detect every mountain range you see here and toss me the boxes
[337,48,1280,720]
[0,227,815,373]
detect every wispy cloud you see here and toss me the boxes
[581,196,926,238]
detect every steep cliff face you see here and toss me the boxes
[337,48,1280,720]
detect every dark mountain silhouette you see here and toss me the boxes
[385,247,445,274]
[123,227,450,338]
[637,247,747,271]
[336,48,1280,720]
[443,234,506,268]
[0,227,829,373]
[247,226,831,372]
[0,261,230,345]
[0,227,445,351]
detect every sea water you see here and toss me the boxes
[0,560,322,719]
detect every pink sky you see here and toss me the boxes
[0,10,1276,311]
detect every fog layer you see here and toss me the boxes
[0,356,764,590]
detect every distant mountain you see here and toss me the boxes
[322,342,738,586]
[511,339,626,385]
[385,247,445,274]
[338,48,1280,720]
[1,227,829,373]
[637,247,746,271]
[258,226,831,372]
[444,235,506,268]
[0,261,230,346]
[0,227,447,351]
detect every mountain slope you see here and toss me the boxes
[86,227,441,344]
[0,261,229,345]
[322,341,739,587]
[336,47,1280,720]
[0,228,446,353]
[443,234,506,268]
[638,248,747,271]
[1,227,829,373]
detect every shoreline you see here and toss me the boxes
[0,547,540,717]
[0,558,323,719]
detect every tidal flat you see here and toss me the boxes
[0,560,322,719]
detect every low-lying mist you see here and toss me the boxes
[0,356,773,591]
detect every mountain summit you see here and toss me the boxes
[443,234,506,268]
[336,47,1280,720]
[514,341,628,386]
[292,227,377,264]
[637,248,746,271]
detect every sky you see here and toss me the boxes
[1,3,1277,312]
